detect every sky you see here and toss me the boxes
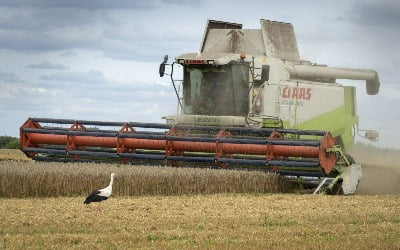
[0,0,399,149]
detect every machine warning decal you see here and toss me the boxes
[281,87,311,100]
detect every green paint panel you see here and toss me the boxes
[294,86,358,150]
[263,86,358,151]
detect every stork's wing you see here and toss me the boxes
[97,186,112,197]
[84,190,104,204]
[87,190,101,197]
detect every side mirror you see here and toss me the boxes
[159,55,168,77]
[261,65,270,82]
[159,64,166,77]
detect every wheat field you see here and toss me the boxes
[1,194,399,249]
[0,150,292,197]
[1,143,399,197]
[0,145,399,249]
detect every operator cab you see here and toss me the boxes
[182,62,249,116]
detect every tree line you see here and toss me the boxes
[0,136,19,149]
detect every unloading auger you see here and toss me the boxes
[20,117,360,195]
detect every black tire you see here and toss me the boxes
[345,153,355,164]
[327,179,344,195]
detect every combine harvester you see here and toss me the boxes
[20,20,380,195]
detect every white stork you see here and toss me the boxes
[84,173,115,205]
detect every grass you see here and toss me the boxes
[0,194,399,249]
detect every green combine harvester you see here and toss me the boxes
[20,19,380,195]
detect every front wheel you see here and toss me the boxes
[345,153,355,164]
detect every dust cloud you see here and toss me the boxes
[348,143,400,195]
